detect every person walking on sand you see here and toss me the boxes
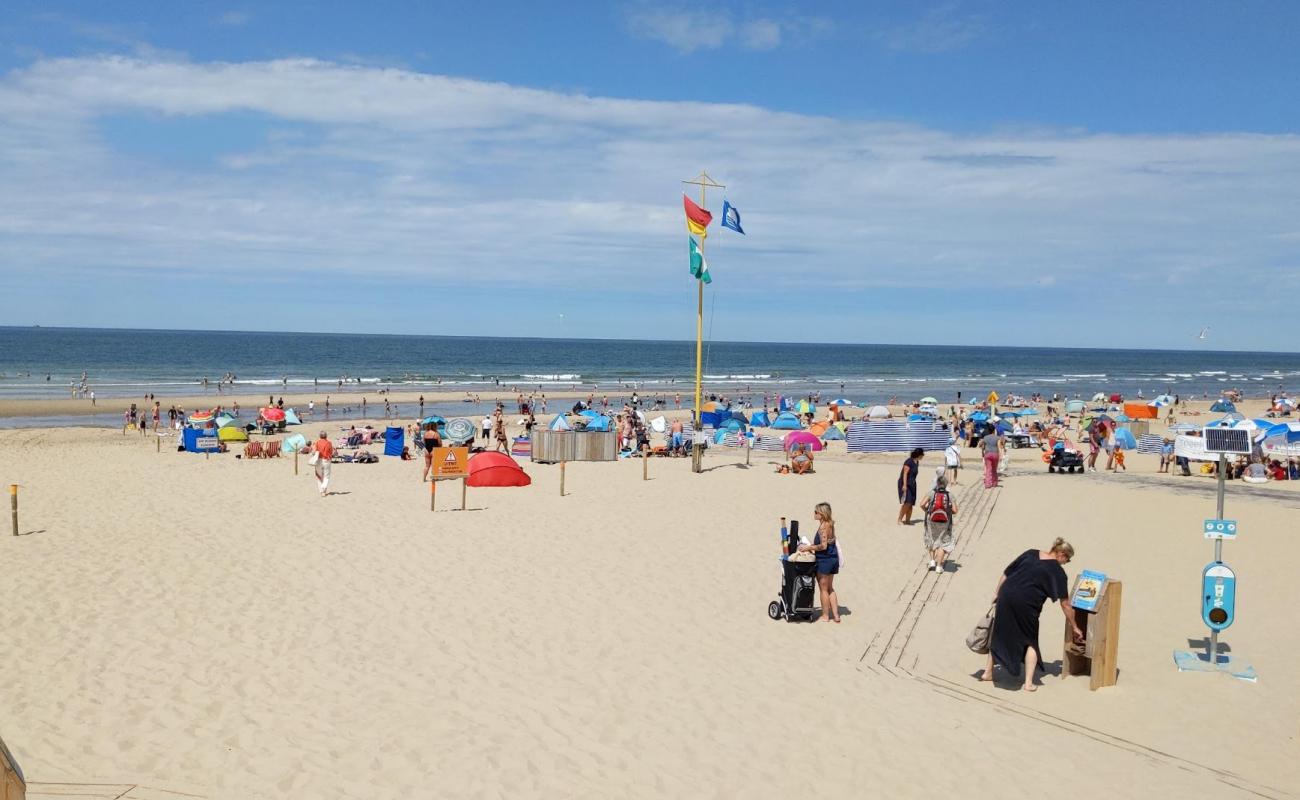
[981,425,1004,488]
[981,538,1084,691]
[921,475,957,573]
[944,438,961,484]
[493,410,509,453]
[897,448,923,524]
[796,502,841,623]
[311,430,335,497]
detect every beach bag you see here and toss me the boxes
[966,604,996,654]
[308,450,320,466]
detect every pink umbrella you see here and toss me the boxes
[260,407,286,422]
[783,431,824,452]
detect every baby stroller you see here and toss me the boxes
[1047,443,1084,474]
[768,558,817,622]
[767,520,817,622]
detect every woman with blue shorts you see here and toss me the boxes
[797,502,841,623]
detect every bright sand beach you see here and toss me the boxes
[1,400,1298,798]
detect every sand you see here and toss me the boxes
[1,401,1298,798]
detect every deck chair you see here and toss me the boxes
[244,441,263,459]
[264,440,282,458]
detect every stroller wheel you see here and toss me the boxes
[767,601,782,620]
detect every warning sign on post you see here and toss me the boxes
[431,446,469,478]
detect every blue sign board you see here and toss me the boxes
[1201,562,1236,632]
[1203,519,1238,540]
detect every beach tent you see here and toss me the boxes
[918,404,939,415]
[650,416,666,433]
[1210,399,1237,413]
[182,427,220,453]
[867,405,891,419]
[284,409,302,425]
[795,399,815,415]
[808,421,830,437]
[578,410,600,418]
[215,413,238,429]
[729,411,750,424]
[1123,403,1158,420]
[1108,393,1123,403]
[466,452,531,487]
[821,425,846,441]
[907,414,930,421]
[700,411,723,429]
[583,415,611,432]
[719,418,745,433]
[770,411,803,430]
[783,431,824,451]
[919,396,938,405]
[283,433,308,453]
[1113,428,1138,450]
[1149,394,1175,407]
[548,414,572,431]
[217,425,248,442]
[779,397,791,412]
[749,411,771,427]
[1065,400,1086,414]
[1090,393,1106,402]
[383,426,404,457]
[1017,407,1039,417]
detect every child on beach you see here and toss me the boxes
[1112,446,1126,471]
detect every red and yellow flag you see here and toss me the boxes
[683,194,712,238]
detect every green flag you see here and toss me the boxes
[688,236,712,284]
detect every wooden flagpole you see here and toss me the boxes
[682,170,725,474]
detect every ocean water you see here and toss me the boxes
[1,327,1297,410]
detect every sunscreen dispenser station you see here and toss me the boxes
[1172,425,1256,681]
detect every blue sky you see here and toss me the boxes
[0,2,1298,349]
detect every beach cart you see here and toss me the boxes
[768,558,818,622]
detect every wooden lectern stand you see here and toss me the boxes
[0,733,25,800]
[1062,578,1122,690]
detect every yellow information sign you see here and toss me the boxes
[431,446,470,478]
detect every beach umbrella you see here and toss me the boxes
[969,411,989,422]
[1113,428,1138,450]
[445,417,476,441]
[918,404,939,414]
[919,396,938,405]
[650,416,666,433]
[260,407,285,423]
[1113,413,1131,423]
[1260,421,1300,444]
[783,431,824,451]
[420,415,446,427]
[188,409,214,425]
[867,405,890,419]
[1018,407,1039,416]
[701,401,720,413]
[999,409,1023,418]
[830,398,853,406]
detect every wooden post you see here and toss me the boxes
[430,478,437,512]
[294,449,299,476]
[560,461,566,497]
[642,445,648,480]
[745,436,751,466]
[9,484,16,537]
[461,477,467,510]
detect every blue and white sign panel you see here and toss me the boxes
[1201,562,1237,632]
[1203,519,1238,540]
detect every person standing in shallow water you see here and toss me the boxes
[982,538,1084,691]
[897,448,923,525]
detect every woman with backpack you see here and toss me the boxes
[920,475,957,573]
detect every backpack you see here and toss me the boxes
[928,490,951,524]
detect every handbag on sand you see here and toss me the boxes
[966,603,996,654]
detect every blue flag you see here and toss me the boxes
[721,199,744,234]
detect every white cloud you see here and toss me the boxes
[624,7,822,53]
[0,55,1298,345]
[880,3,985,53]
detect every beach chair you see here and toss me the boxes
[244,441,263,459]
[264,440,282,458]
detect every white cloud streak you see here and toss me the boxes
[0,55,1298,341]
[624,7,824,53]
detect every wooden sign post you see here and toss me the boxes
[429,447,470,513]
[1063,576,1122,690]
[8,484,17,538]
[294,449,299,475]
[461,477,467,511]
[560,461,566,496]
[642,446,648,481]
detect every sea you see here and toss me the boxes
[1,327,1297,428]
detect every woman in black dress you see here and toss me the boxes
[896,448,924,525]
[981,537,1084,691]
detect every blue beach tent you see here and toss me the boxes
[284,409,302,425]
[700,411,724,429]
[750,411,771,427]
[583,415,611,432]
[730,411,750,424]
[821,425,846,441]
[548,414,571,431]
[1210,399,1236,413]
[771,411,803,430]
[384,426,404,456]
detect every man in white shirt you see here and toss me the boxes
[944,440,962,484]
